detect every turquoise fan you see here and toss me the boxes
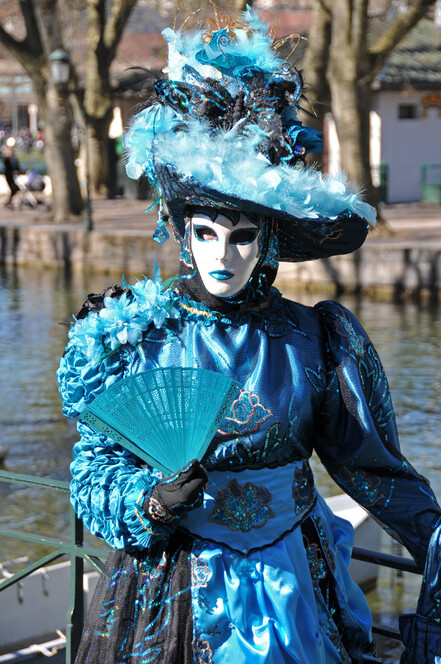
[79,367,241,474]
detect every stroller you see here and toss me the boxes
[17,169,46,208]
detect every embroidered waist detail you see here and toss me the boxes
[180,459,316,554]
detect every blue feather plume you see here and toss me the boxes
[123,10,376,227]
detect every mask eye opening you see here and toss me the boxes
[230,228,260,245]
[194,225,218,241]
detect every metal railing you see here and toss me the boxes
[352,545,419,641]
[0,470,105,664]
[0,470,421,661]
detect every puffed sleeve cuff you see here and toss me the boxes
[69,421,183,550]
[399,524,441,662]
[57,345,126,418]
[70,452,181,550]
[123,472,181,548]
[400,614,441,664]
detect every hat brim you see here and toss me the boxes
[155,161,369,263]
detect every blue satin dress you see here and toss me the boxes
[57,282,441,664]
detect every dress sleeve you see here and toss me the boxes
[57,331,180,551]
[313,300,441,570]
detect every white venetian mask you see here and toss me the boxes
[190,212,261,298]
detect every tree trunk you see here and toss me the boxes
[24,64,84,221]
[39,85,84,219]
[84,0,112,193]
[328,59,374,187]
[299,0,332,170]
[327,0,378,208]
[86,110,113,195]
[299,0,436,222]
[32,0,84,218]
[84,0,138,194]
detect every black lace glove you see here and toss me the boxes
[143,459,208,522]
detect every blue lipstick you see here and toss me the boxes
[209,270,234,281]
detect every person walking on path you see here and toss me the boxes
[3,145,20,209]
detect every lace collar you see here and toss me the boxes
[175,288,283,326]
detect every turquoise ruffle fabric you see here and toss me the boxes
[57,346,127,418]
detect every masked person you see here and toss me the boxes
[57,11,441,664]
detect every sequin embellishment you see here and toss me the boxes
[262,230,279,269]
[180,220,193,268]
[218,390,273,435]
[312,515,336,573]
[192,556,210,588]
[209,479,274,531]
[194,637,213,663]
[305,541,327,581]
[87,539,195,663]
[330,307,366,358]
[147,496,173,522]
[292,461,316,515]
[302,520,352,664]
[333,466,384,507]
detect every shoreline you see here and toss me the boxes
[1,196,441,300]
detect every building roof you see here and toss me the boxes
[376,18,441,90]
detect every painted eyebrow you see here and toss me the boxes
[230,227,259,236]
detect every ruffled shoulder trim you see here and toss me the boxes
[67,275,180,364]
[57,346,128,418]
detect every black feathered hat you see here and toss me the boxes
[123,8,375,261]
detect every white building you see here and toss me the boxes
[327,17,441,204]
[372,89,441,203]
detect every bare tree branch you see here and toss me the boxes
[302,0,331,112]
[1,1,83,218]
[369,0,437,72]
[297,0,332,168]
[0,16,39,68]
[85,0,139,192]
[19,0,44,55]
[352,0,369,60]
[87,0,106,66]
[0,17,46,87]
[32,0,64,57]
[104,0,138,59]
[0,23,26,58]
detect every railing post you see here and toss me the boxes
[66,507,84,664]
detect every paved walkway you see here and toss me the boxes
[1,193,441,244]
[0,194,155,232]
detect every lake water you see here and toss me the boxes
[0,264,440,662]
